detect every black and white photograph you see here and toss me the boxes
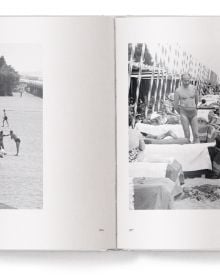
[0,44,43,209]
[128,32,220,209]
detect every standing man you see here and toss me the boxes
[174,73,200,143]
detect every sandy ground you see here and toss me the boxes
[0,92,43,209]
[173,178,220,209]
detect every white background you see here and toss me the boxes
[1,0,220,280]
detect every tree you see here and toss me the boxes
[0,56,20,96]
[128,43,153,66]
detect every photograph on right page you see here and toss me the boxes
[128,23,220,210]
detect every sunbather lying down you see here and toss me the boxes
[141,130,189,145]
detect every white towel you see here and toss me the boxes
[142,143,214,172]
[129,162,168,178]
[197,109,211,122]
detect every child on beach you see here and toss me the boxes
[10,130,21,156]
[2,109,9,127]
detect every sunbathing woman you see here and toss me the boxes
[129,115,145,162]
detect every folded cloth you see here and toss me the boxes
[197,109,212,122]
[129,161,183,197]
[203,95,220,105]
[129,162,168,178]
[166,160,185,186]
[132,177,175,209]
[142,143,214,171]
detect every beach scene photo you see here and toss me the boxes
[128,37,220,210]
[0,44,43,209]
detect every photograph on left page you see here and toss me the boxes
[0,44,43,209]
[128,20,220,210]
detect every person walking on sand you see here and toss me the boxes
[10,130,21,156]
[2,109,9,127]
[174,73,200,143]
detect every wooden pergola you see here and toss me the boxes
[128,43,215,120]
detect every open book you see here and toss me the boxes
[0,16,220,250]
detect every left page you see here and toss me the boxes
[0,16,116,250]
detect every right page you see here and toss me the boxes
[116,16,220,250]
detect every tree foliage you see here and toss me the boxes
[128,43,153,66]
[0,56,20,96]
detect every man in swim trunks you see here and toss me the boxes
[174,73,200,143]
[10,130,21,156]
[2,109,9,127]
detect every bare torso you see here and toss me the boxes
[176,85,197,109]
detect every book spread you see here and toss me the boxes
[0,16,220,250]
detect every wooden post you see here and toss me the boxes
[158,68,164,111]
[145,64,155,118]
[128,43,135,94]
[152,64,160,113]
[169,74,173,94]
[134,43,145,116]
[172,72,176,92]
[163,71,168,101]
